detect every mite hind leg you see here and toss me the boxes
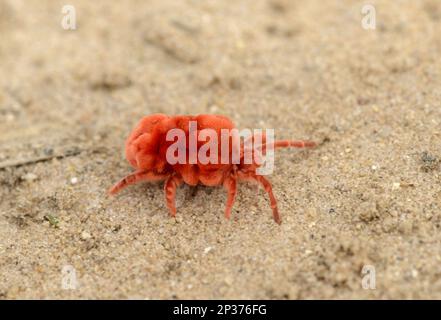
[238,172,281,224]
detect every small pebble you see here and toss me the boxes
[22,173,38,182]
[81,231,91,240]
[6,113,15,122]
[203,246,213,254]
[70,177,78,185]
[224,276,233,286]
[392,182,400,190]
[209,105,219,112]
[399,220,413,234]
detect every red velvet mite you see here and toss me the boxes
[109,114,316,224]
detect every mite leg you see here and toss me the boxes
[240,173,281,224]
[243,139,316,155]
[223,176,237,220]
[164,175,183,217]
[271,140,316,149]
[109,170,167,195]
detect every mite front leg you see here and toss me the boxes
[239,172,281,224]
[270,140,316,149]
[164,175,183,217]
[254,175,280,224]
[109,170,167,195]
[223,176,237,220]
[243,139,316,155]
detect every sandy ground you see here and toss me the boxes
[1,0,441,299]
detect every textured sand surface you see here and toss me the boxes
[1,0,441,299]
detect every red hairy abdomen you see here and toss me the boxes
[125,114,236,186]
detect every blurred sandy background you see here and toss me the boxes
[1,0,441,299]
